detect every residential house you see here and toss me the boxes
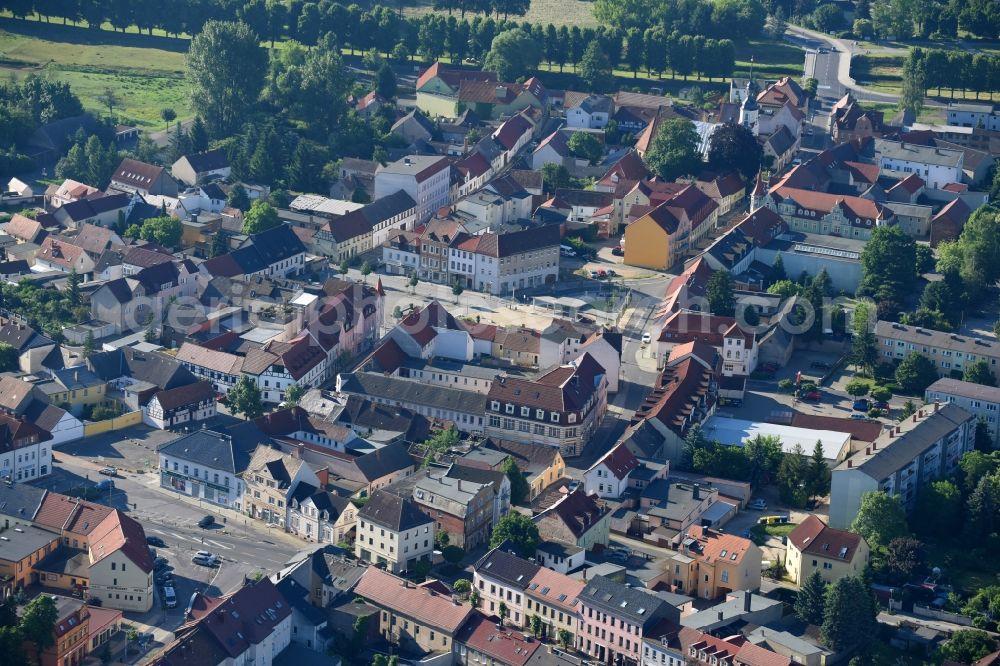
[566,94,613,129]
[453,613,547,666]
[34,237,96,278]
[50,193,132,229]
[374,156,452,223]
[874,139,964,189]
[785,514,869,586]
[677,626,792,666]
[355,490,434,574]
[142,380,217,430]
[930,197,972,247]
[485,353,608,457]
[382,229,422,276]
[665,526,762,600]
[242,444,320,528]
[410,471,494,549]
[459,439,566,502]
[171,149,231,187]
[175,342,244,395]
[473,545,540,626]
[82,511,155,612]
[391,109,436,145]
[287,488,356,545]
[48,179,100,208]
[926,377,1000,448]
[33,367,106,419]
[108,158,178,197]
[829,402,975,528]
[241,336,328,405]
[524,566,586,643]
[0,322,60,373]
[946,101,1000,130]
[415,62,499,118]
[4,213,47,245]
[533,488,611,550]
[355,566,474,656]
[576,575,678,666]
[830,94,884,142]
[458,78,548,121]
[153,578,291,666]
[583,443,640,499]
[36,596,91,666]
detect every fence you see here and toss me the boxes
[83,410,142,436]
[912,605,973,626]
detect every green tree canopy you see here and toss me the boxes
[568,132,603,165]
[858,225,917,311]
[242,200,281,235]
[965,359,997,387]
[912,479,961,540]
[795,570,827,625]
[483,29,541,82]
[21,595,58,664]
[706,269,736,317]
[579,41,614,92]
[489,512,540,558]
[707,122,763,181]
[0,342,18,372]
[502,457,530,505]
[643,118,702,181]
[228,375,263,420]
[138,215,183,248]
[186,20,267,137]
[894,352,939,394]
[937,630,998,664]
[851,491,909,551]
[821,576,878,653]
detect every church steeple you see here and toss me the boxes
[740,56,759,135]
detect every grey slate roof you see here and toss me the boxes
[87,347,196,390]
[338,373,489,415]
[875,139,964,168]
[157,425,263,475]
[357,489,432,532]
[578,574,668,626]
[474,545,540,589]
[926,377,1000,404]
[834,402,973,479]
[0,482,46,521]
[353,440,416,482]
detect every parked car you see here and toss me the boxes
[810,361,832,370]
[87,598,103,607]
[760,362,779,373]
[748,499,768,510]
[196,550,214,560]
[852,399,870,412]
[874,401,890,410]
[95,479,115,492]
[146,536,166,548]
[801,390,822,401]
[155,572,174,585]
[598,269,607,278]
[163,586,177,609]
[197,515,215,529]
[98,466,117,477]
[611,247,624,256]
[153,557,169,571]
[192,554,218,567]
[589,270,600,278]
[641,333,652,344]
[851,413,869,420]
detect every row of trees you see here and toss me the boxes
[860,0,1000,40]
[899,47,1000,113]
[592,0,765,39]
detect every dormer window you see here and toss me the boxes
[491,401,500,411]
[521,407,530,417]
[506,404,514,414]
[568,414,577,423]
[550,412,560,423]
[536,409,545,419]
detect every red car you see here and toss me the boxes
[874,401,890,410]
[801,390,822,401]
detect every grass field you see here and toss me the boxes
[852,51,1000,102]
[0,18,190,128]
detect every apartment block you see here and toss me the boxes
[926,377,1000,448]
[874,320,1000,380]
[829,402,975,528]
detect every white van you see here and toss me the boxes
[163,586,177,609]
[559,244,576,257]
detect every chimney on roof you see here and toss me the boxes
[693,483,700,500]
[934,401,939,412]
[847,459,853,468]
[74,371,79,382]
[717,611,724,621]
[865,447,870,455]
[743,590,752,612]
[495,85,507,99]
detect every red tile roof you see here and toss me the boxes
[525,566,584,613]
[890,173,925,194]
[733,207,788,246]
[187,578,291,658]
[787,514,865,561]
[789,413,882,442]
[455,613,540,666]
[152,380,214,411]
[493,114,533,150]
[37,237,86,270]
[537,488,609,539]
[658,312,753,346]
[355,566,473,632]
[591,442,639,480]
[416,62,496,91]
[34,493,114,535]
[89,511,155,573]
[771,185,890,223]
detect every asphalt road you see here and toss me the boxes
[33,454,305,626]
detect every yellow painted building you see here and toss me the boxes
[623,206,689,271]
[785,515,870,586]
[666,526,762,600]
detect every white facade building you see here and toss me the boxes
[374,156,452,223]
[874,139,965,189]
[158,429,246,509]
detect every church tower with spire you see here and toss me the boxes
[739,57,760,136]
